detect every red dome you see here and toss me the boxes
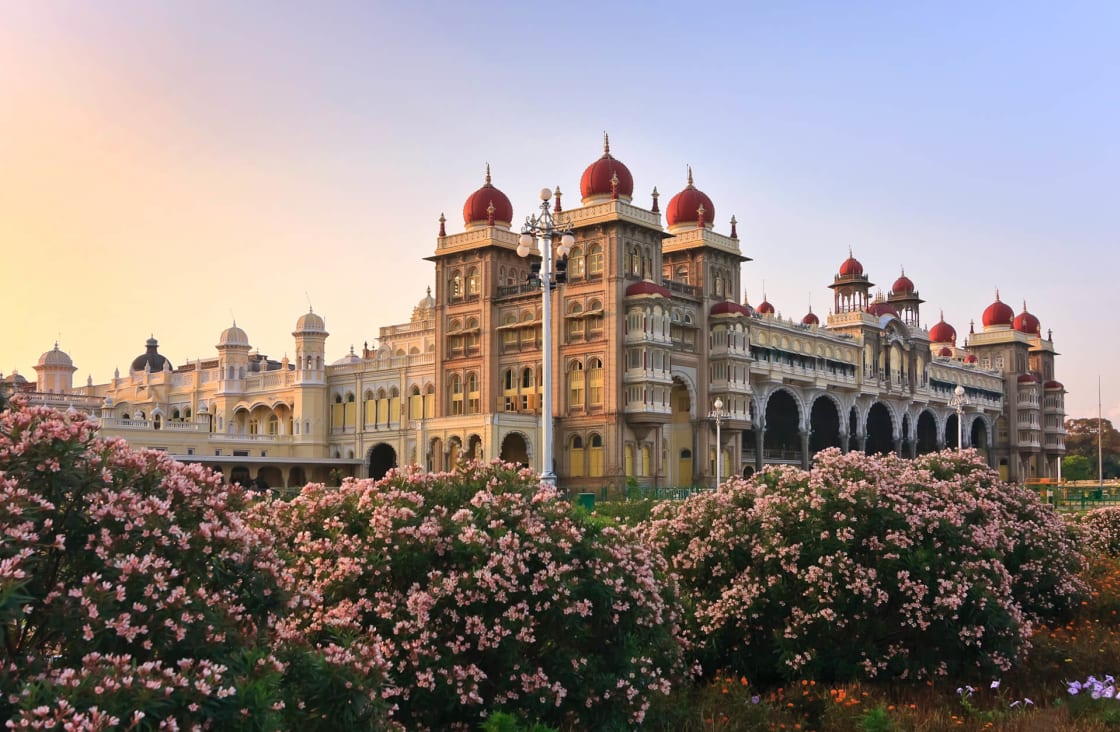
[867,301,898,318]
[929,313,956,344]
[710,300,751,317]
[981,291,1014,327]
[665,167,715,229]
[1044,380,1064,390]
[625,281,671,298]
[755,298,775,315]
[462,165,513,228]
[801,311,820,325]
[891,270,915,295]
[1012,302,1041,334]
[838,252,864,277]
[964,353,978,364]
[580,133,634,202]
[937,346,953,357]
[1018,374,1037,384]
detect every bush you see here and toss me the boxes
[265,461,685,731]
[642,448,1086,684]
[0,402,392,729]
[1074,507,1120,558]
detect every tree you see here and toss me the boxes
[1063,455,1094,481]
[1065,418,1120,479]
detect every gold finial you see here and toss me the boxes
[603,131,610,154]
[994,287,1001,301]
[687,165,694,186]
[485,163,491,184]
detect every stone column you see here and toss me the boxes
[800,430,811,469]
[755,426,765,473]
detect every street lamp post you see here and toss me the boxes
[711,397,725,487]
[517,187,574,488]
[950,384,966,451]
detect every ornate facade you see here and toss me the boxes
[6,137,1066,490]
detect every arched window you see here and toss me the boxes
[466,372,480,414]
[588,243,603,275]
[569,435,585,477]
[569,246,584,277]
[567,361,585,409]
[588,433,604,477]
[587,357,603,406]
[268,414,279,435]
[449,374,464,415]
[467,267,480,295]
[451,270,463,297]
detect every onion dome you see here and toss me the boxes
[937,346,953,357]
[801,309,820,325]
[219,322,250,347]
[416,286,435,311]
[1044,380,1064,390]
[1,371,28,386]
[333,346,362,366]
[867,300,898,318]
[928,311,957,344]
[295,308,326,334]
[625,280,671,298]
[1012,301,1041,335]
[981,289,1014,328]
[462,164,513,230]
[838,250,864,277]
[580,133,634,203]
[131,336,172,372]
[964,353,979,364]
[38,342,74,368]
[1018,374,1037,384]
[755,296,775,315]
[710,300,751,317]
[890,269,915,295]
[665,166,716,232]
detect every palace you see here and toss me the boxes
[4,137,1066,490]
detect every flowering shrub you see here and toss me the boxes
[264,461,684,731]
[1074,507,1120,558]
[0,402,392,729]
[642,448,1086,683]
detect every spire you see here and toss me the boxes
[485,163,491,185]
[730,215,738,239]
[651,186,659,213]
[994,287,1001,301]
[553,186,562,212]
[603,130,610,155]
[438,212,446,237]
[1022,299,1028,311]
[687,165,694,187]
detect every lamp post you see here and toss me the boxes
[711,397,725,487]
[517,187,574,488]
[950,384,966,450]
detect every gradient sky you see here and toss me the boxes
[2,1,1117,420]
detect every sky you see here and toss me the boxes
[1,1,1117,420]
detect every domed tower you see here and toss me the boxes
[886,268,924,326]
[293,308,329,384]
[580,132,634,205]
[665,167,716,235]
[1012,301,1041,336]
[216,322,251,392]
[33,342,77,394]
[828,249,873,314]
[130,336,172,374]
[462,164,514,231]
[981,289,1014,331]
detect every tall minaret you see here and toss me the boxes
[33,342,77,394]
[293,308,329,384]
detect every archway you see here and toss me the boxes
[230,466,251,486]
[763,389,801,461]
[288,466,307,488]
[368,443,397,480]
[946,414,961,450]
[865,403,894,455]
[467,434,483,461]
[500,433,530,468]
[808,396,842,455]
[971,419,990,453]
[256,466,282,492]
[667,378,694,485]
[916,411,938,454]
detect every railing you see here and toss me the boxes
[496,283,541,298]
[664,279,701,298]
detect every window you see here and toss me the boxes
[568,361,585,408]
[588,357,603,406]
[451,271,463,297]
[466,372,480,414]
[675,265,688,284]
[588,433,604,477]
[569,246,585,277]
[587,244,603,275]
[449,374,464,415]
[569,435,585,477]
[567,302,583,340]
[467,267,480,295]
[268,415,279,435]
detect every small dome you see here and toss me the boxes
[981,290,1014,328]
[625,280,671,298]
[710,300,751,317]
[332,346,362,366]
[937,346,953,357]
[416,286,435,311]
[1044,380,1064,390]
[219,322,250,347]
[131,336,172,372]
[801,310,820,325]
[462,164,513,229]
[580,133,634,203]
[928,312,957,344]
[867,300,898,318]
[1018,374,1037,384]
[665,167,715,231]
[891,269,915,295]
[1,371,28,385]
[295,309,326,333]
[838,252,864,277]
[755,298,775,315]
[964,353,979,364]
[1012,301,1041,335]
[38,342,74,368]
